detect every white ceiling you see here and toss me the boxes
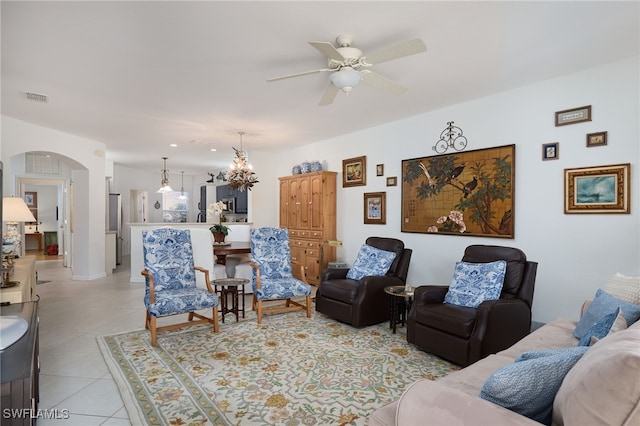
[2,1,638,176]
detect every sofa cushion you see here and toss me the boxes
[573,288,640,338]
[577,307,627,346]
[553,326,640,426]
[479,346,589,425]
[444,260,507,308]
[346,244,397,281]
[604,272,640,304]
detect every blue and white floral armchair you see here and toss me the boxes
[250,227,312,324]
[141,228,220,346]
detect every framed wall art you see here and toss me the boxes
[542,142,559,161]
[364,192,386,224]
[386,176,397,187]
[586,131,607,147]
[24,191,38,222]
[342,156,366,187]
[564,163,630,214]
[376,164,384,176]
[401,144,515,238]
[555,105,592,126]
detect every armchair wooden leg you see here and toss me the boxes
[252,294,257,311]
[212,307,220,333]
[305,295,311,318]
[256,300,263,325]
[145,311,151,330]
[149,316,157,346]
[188,312,194,321]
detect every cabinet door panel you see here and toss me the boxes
[309,174,323,230]
[297,177,310,229]
[279,180,289,228]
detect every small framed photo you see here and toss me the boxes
[564,163,630,214]
[386,176,398,186]
[25,191,37,208]
[586,131,607,147]
[376,164,384,176]
[555,105,592,126]
[542,142,559,161]
[364,192,386,224]
[342,155,366,187]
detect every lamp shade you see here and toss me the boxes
[2,197,36,223]
[329,67,362,93]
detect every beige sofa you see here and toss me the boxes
[369,315,640,425]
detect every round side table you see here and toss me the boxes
[383,285,415,333]
[213,278,249,322]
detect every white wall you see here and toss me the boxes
[250,56,640,324]
[2,116,108,280]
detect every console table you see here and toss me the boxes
[1,256,36,304]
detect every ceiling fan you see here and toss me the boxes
[266,34,427,106]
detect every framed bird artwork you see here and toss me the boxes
[401,144,515,238]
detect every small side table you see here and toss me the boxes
[213,278,249,323]
[383,285,415,334]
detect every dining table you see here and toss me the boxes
[213,241,251,265]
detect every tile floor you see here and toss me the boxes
[35,257,141,425]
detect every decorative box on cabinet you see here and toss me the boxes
[279,171,337,285]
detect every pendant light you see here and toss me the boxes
[178,171,187,200]
[157,157,173,193]
[228,131,259,191]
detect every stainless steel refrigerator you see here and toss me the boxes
[108,193,123,265]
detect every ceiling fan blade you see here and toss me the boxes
[309,41,346,62]
[363,38,427,65]
[266,68,331,82]
[318,82,339,106]
[362,71,407,96]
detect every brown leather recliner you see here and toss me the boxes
[315,237,412,327]
[407,245,537,366]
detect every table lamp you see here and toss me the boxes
[2,197,37,257]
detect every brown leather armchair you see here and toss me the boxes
[315,237,412,327]
[407,245,537,366]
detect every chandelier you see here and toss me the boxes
[228,131,259,191]
[157,157,173,193]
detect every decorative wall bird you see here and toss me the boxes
[463,176,478,198]
[448,162,466,181]
[206,172,215,183]
[419,162,436,187]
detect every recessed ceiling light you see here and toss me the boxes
[170,144,178,147]
[210,148,217,152]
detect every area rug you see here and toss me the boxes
[98,310,458,425]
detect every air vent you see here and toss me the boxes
[24,91,48,103]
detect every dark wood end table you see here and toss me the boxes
[383,285,415,334]
[213,278,249,322]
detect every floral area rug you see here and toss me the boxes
[98,310,458,425]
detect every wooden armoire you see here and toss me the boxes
[279,171,337,285]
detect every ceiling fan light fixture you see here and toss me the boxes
[330,67,362,93]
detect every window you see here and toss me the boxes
[162,192,189,222]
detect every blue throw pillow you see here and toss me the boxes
[346,244,397,281]
[444,260,507,308]
[577,307,624,346]
[480,346,589,425]
[574,288,640,338]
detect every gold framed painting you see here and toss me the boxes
[343,156,366,187]
[564,163,630,214]
[401,144,515,238]
[364,192,386,224]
